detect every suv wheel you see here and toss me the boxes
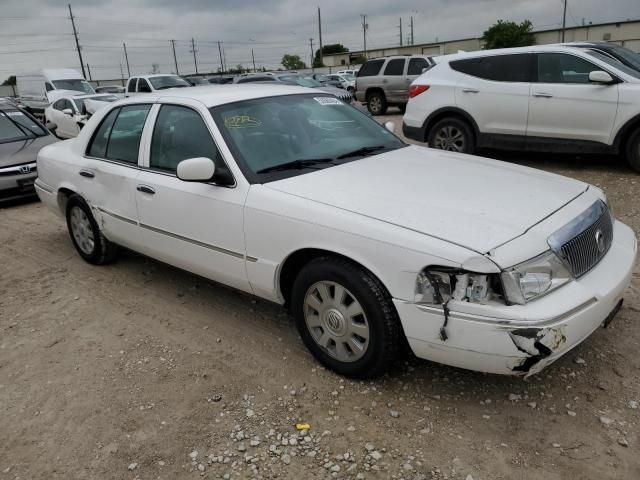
[367,92,387,116]
[291,256,402,378]
[428,117,475,154]
[625,127,640,173]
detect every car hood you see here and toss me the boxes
[265,145,588,253]
[0,135,56,168]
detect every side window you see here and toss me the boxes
[106,104,151,163]
[138,79,152,93]
[450,54,533,82]
[45,82,53,92]
[87,107,120,158]
[53,99,66,110]
[383,59,406,76]
[408,57,430,75]
[357,59,385,77]
[127,78,137,93]
[537,53,600,83]
[63,99,75,112]
[150,105,221,174]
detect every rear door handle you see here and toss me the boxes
[79,169,94,178]
[462,88,479,93]
[533,92,553,98]
[136,185,156,195]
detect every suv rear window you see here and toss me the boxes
[357,59,385,77]
[450,54,533,82]
[383,59,405,76]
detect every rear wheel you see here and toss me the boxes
[427,117,475,154]
[625,127,640,173]
[66,195,118,265]
[366,91,387,116]
[291,256,402,378]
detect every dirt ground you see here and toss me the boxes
[1,113,639,479]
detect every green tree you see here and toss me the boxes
[281,54,306,70]
[2,75,16,86]
[313,43,349,68]
[482,20,534,49]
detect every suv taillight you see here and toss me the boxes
[409,85,429,98]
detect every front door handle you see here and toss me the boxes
[79,169,94,178]
[462,88,479,93]
[136,185,156,195]
[533,92,553,98]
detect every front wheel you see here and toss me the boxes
[66,195,118,264]
[427,117,475,154]
[291,257,402,378]
[625,127,640,173]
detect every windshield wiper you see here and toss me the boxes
[336,145,390,160]
[257,158,335,174]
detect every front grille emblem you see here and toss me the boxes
[19,165,31,174]
[595,229,605,253]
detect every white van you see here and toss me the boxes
[17,69,94,114]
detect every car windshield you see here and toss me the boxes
[604,45,640,71]
[73,95,119,112]
[280,75,323,87]
[586,50,640,80]
[0,109,46,143]
[148,76,191,89]
[211,94,405,182]
[52,79,94,94]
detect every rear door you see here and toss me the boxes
[453,53,534,139]
[526,52,619,144]
[381,58,408,103]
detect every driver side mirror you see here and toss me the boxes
[589,70,615,84]
[45,121,57,132]
[62,108,74,116]
[177,157,216,182]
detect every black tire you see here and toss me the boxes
[397,103,407,114]
[291,256,402,378]
[427,117,475,154]
[347,86,355,95]
[625,127,640,173]
[65,195,118,265]
[366,91,388,116]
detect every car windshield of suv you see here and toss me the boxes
[0,109,46,143]
[211,94,405,182]
[586,50,640,80]
[279,75,323,88]
[148,76,191,90]
[52,79,94,94]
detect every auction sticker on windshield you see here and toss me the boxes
[224,115,262,129]
[314,97,343,106]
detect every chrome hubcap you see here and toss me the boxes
[434,126,466,152]
[70,206,95,255]
[369,97,381,112]
[304,281,370,362]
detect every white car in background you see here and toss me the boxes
[44,93,119,139]
[35,85,636,378]
[337,69,359,76]
[403,45,640,171]
[125,74,191,97]
[327,73,356,94]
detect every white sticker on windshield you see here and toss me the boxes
[3,111,24,117]
[314,97,343,106]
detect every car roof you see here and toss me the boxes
[131,74,181,79]
[114,84,319,107]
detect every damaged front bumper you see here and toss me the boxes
[394,220,637,376]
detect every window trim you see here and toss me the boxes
[84,103,153,168]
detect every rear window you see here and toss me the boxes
[357,59,385,77]
[450,54,533,82]
[408,57,431,75]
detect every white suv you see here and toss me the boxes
[403,45,640,171]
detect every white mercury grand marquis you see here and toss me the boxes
[34,84,637,378]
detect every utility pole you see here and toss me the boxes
[119,63,125,84]
[170,39,179,75]
[561,0,568,42]
[190,38,198,75]
[399,18,403,46]
[251,49,256,72]
[217,41,224,74]
[68,4,86,78]
[309,38,314,71]
[361,14,368,59]
[86,63,92,81]
[318,7,323,66]
[410,16,414,45]
[123,42,130,77]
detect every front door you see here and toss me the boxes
[526,52,619,144]
[135,100,251,293]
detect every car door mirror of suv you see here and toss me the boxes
[176,157,216,182]
[62,108,74,116]
[589,70,615,84]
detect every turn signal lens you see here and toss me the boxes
[409,85,430,98]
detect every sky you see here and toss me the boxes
[1,0,639,81]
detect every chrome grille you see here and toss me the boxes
[548,200,613,278]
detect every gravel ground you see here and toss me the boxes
[1,113,639,479]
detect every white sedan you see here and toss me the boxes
[35,85,637,378]
[44,93,119,139]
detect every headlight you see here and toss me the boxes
[415,268,498,305]
[500,251,571,305]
